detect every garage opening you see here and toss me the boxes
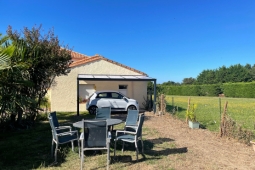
[79,84,95,103]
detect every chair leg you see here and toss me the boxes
[55,144,58,162]
[141,139,144,154]
[51,140,54,157]
[114,140,117,157]
[121,141,125,153]
[107,147,109,170]
[80,150,84,170]
[78,140,81,158]
[135,141,138,160]
[71,141,74,151]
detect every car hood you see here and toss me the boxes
[127,98,137,103]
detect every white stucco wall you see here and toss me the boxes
[51,60,148,112]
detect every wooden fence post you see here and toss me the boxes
[219,98,221,122]
[158,94,166,116]
[161,94,163,114]
[220,101,228,137]
[186,97,191,123]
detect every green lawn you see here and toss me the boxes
[165,95,255,133]
[0,112,169,170]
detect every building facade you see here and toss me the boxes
[50,52,149,112]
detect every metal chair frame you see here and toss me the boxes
[48,113,80,162]
[80,119,110,170]
[114,114,144,160]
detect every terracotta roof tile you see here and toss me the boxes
[70,56,102,67]
[69,52,147,76]
[70,51,89,61]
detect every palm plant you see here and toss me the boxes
[0,33,34,125]
[0,33,12,69]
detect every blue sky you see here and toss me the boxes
[1,0,255,84]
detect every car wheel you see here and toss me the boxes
[127,105,137,110]
[89,106,97,115]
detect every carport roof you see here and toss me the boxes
[77,74,156,81]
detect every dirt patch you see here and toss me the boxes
[142,111,255,170]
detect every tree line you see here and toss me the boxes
[0,25,71,130]
[161,64,255,85]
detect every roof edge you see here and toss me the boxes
[69,53,148,76]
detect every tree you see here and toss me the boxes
[196,63,253,85]
[228,64,252,82]
[215,65,228,83]
[0,25,72,128]
[182,77,196,85]
[147,81,154,93]
[161,81,180,86]
[244,63,252,70]
[250,64,255,80]
[196,69,216,84]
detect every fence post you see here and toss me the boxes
[159,94,165,115]
[219,98,221,122]
[172,97,174,108]
[220,101,228,137]
[172,97,174,113]
[186,97,191,123]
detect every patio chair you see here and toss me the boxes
[80,119,110,170]
[95,107,111,119]
[114,113,145,160]
[48,114,80,162]
[49,111,72,132]
[110,109,139,138]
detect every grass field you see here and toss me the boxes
[165,95,255,133]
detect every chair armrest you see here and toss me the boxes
[57,130,78,137]
[56,126,72,131]
[116,130,136,136]
[124,126,138,132]
[125,125,138,129]
[58,125,71,129]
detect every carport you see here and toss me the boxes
[77,74,157,116]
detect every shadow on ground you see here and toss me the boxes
[112,136,187,165]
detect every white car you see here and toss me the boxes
[86,91,139,115]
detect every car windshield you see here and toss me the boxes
[87,94,94,100]
[118,92,130,99]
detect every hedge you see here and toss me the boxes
[159,82,255,98]
[222,82,255,98]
